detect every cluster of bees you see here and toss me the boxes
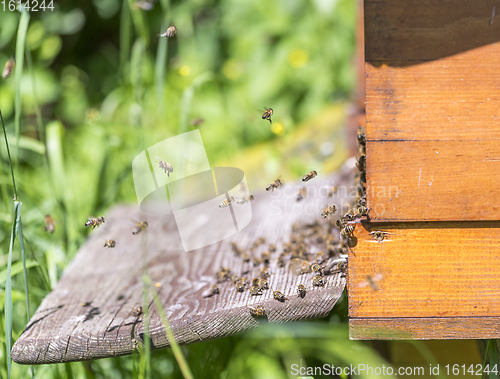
[203,215,349,318]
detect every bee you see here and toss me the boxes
[357,195,367,207]
[356,155,366,172]
[338,261,347,273]
[252,257,262,266]
[132,306,143,316]
[341,224,355,239]
[261,251,271,265]
[355,206,369,218]
[268,243,277,252]
[296,187,306,202]
[216,267,231,282]
[326,244,336,256]
[251,277,260,287]
[336,219,347,229]
[85,217,105,229]
[261,108,273,124]
[219,196,235,208]
[205,284,220,297]
[237,195,254,204]
[266,178,283,192]
[104,239,116,248]
[44,214,56,233]
[297,284,306,298]
[155,156,174,177]
[313,275,325,287]
[277,254,286,267]
[241,253,251,263]
[321,205,337,218]
[302,171,318,182]
[249,305,266,317]
[273,290,288,302]
[283,243,292,253]
[132,220,148,235]
[2,58,14,79]
[231,275,242,284]
[259,267,270,279]
[370,231,389,242]
[250,285,263,296]
[231,242,242,255]
[359,274,383,291]
[258,278,269,290]
[235,281,246,292]
[342,212,356,222]
[190,118,204,126]
[311,263,324,276]
[300,260,311,274]
[159,25,177,38]
[360,171,366,183]
[326,186,339,197]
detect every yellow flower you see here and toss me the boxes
[288,49,309,68]
[179,65,191,76]
[271,122,285,136]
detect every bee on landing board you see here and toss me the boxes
[44,214,56,234]
[261,108,273,124]
[205,284,220,298]
[341,224,355,239]
[155,156,173,177]
[104,239,116,248]
[219,196,235,208]
[249,305,266,317]
[313,275,325,287]
[266,178,283,192]
[297,284,306,298]
[302,171,317,182]
[321,205,337,218]
[159,26,177,38]
[132,306,143,316]
[273,290,288,302]
[132,220,148,235]
[250,285,263,296]
[85,217,105,229]
[2,58,14,79]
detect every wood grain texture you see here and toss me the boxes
[348,221,500,319]
[366,140,500,221]
[11,170,354,365]
[349,317,500,340]
[364,0,500,63]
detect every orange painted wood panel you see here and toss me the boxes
[350,317,500,340]
[366,140,500,221]
[348,221,500,318]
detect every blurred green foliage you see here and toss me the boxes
[0,0,392,378]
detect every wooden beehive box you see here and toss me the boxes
[349,0,500,339]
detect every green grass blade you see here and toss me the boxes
[155,0,171,117]
[0,110,17,201]
[5,201,21,379]
[151,287,194,379]
[488,340,499,379]
[127,0,149,45]
[25,42,44,146]
[0,259,38,286]
[119,0,131,83]
[14,7,30,180]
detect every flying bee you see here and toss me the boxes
[261,107,273,124]
[104,239,116,248]
[266,178,283,192]
[132,220,148,235]
[204,284,220,298]
[313,275,325,287]
[249,305,266,317]
[341,224,355,239]
[155,156,174,177]
[321,205,337,218]
[2,58,14,79]
[132,306,143,316]
[44,214,56,233]
[219,196,235,208]
[159,25,177,38]
[297,284,306,298]
[296,187,306,202]
[85,217,105,229]
[302,170,318,182]
[258,278,269,290]
[190,118,204,126]
[237,195,254,204]
[358,274,383,291]
[273,290,288,302]
[250,285,263,296]
[356,155,366,172]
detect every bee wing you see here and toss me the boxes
[131,219,141,225]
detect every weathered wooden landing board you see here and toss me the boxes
[11,169,353,364]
